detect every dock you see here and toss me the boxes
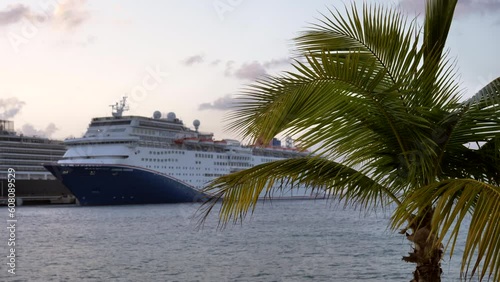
[0,195,76,206]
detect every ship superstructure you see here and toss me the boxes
[45,97,319,205]
[0,119,73,203]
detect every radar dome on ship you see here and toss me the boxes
[153,111,162,119]
[167,112,176,121]
[193,119,200,131]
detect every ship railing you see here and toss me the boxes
[0,172,50,180]
[65,135,139,143]
[139,141,181,149]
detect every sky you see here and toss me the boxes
[0,0,499,141]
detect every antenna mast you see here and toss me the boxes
[111,96,129,118]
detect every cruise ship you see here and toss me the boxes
[44,97,320,206]
[0,119,74,204]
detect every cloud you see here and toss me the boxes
[81,34,96,46]
[199,94,234,111]
[0,0,90,30]
[397,0,425,16]
[224,60,234,77]
[180,55,290,79]
[21,123,58,138]
[210,59,221,66]
[224,57,290,80]
[183,54,204,66]
[455,0,500,17]
[52,0,90,30]
[398,0,500,19]
[263,58,290,68]
[0,97,25,119]
[234,61,268,80]
[0,4,32,26]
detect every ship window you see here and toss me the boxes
[90,120,131,127]
[107,128,126,132]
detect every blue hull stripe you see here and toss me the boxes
[44,164,206,206]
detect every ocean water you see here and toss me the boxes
[2,200,471,282]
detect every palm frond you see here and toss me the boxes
[421,0,458,99]
[200,156,398,228]
[423,0,458,62]
[227,55,404,150]
[454,78,500,144]
[464,77,500,109]
[433,78,500,181]
[295,3,421,93]
[226,45,454,188]
[391,179,500,281]
[240,1,461,187]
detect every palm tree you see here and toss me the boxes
[201,0,500,281]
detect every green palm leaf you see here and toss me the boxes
[436,78,500,182]
[295,3,421,87]
[453,77,500,144]
[201,156,399,227]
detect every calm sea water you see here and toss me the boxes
[2,200,470,282]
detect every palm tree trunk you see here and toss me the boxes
[401,208,443,282]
